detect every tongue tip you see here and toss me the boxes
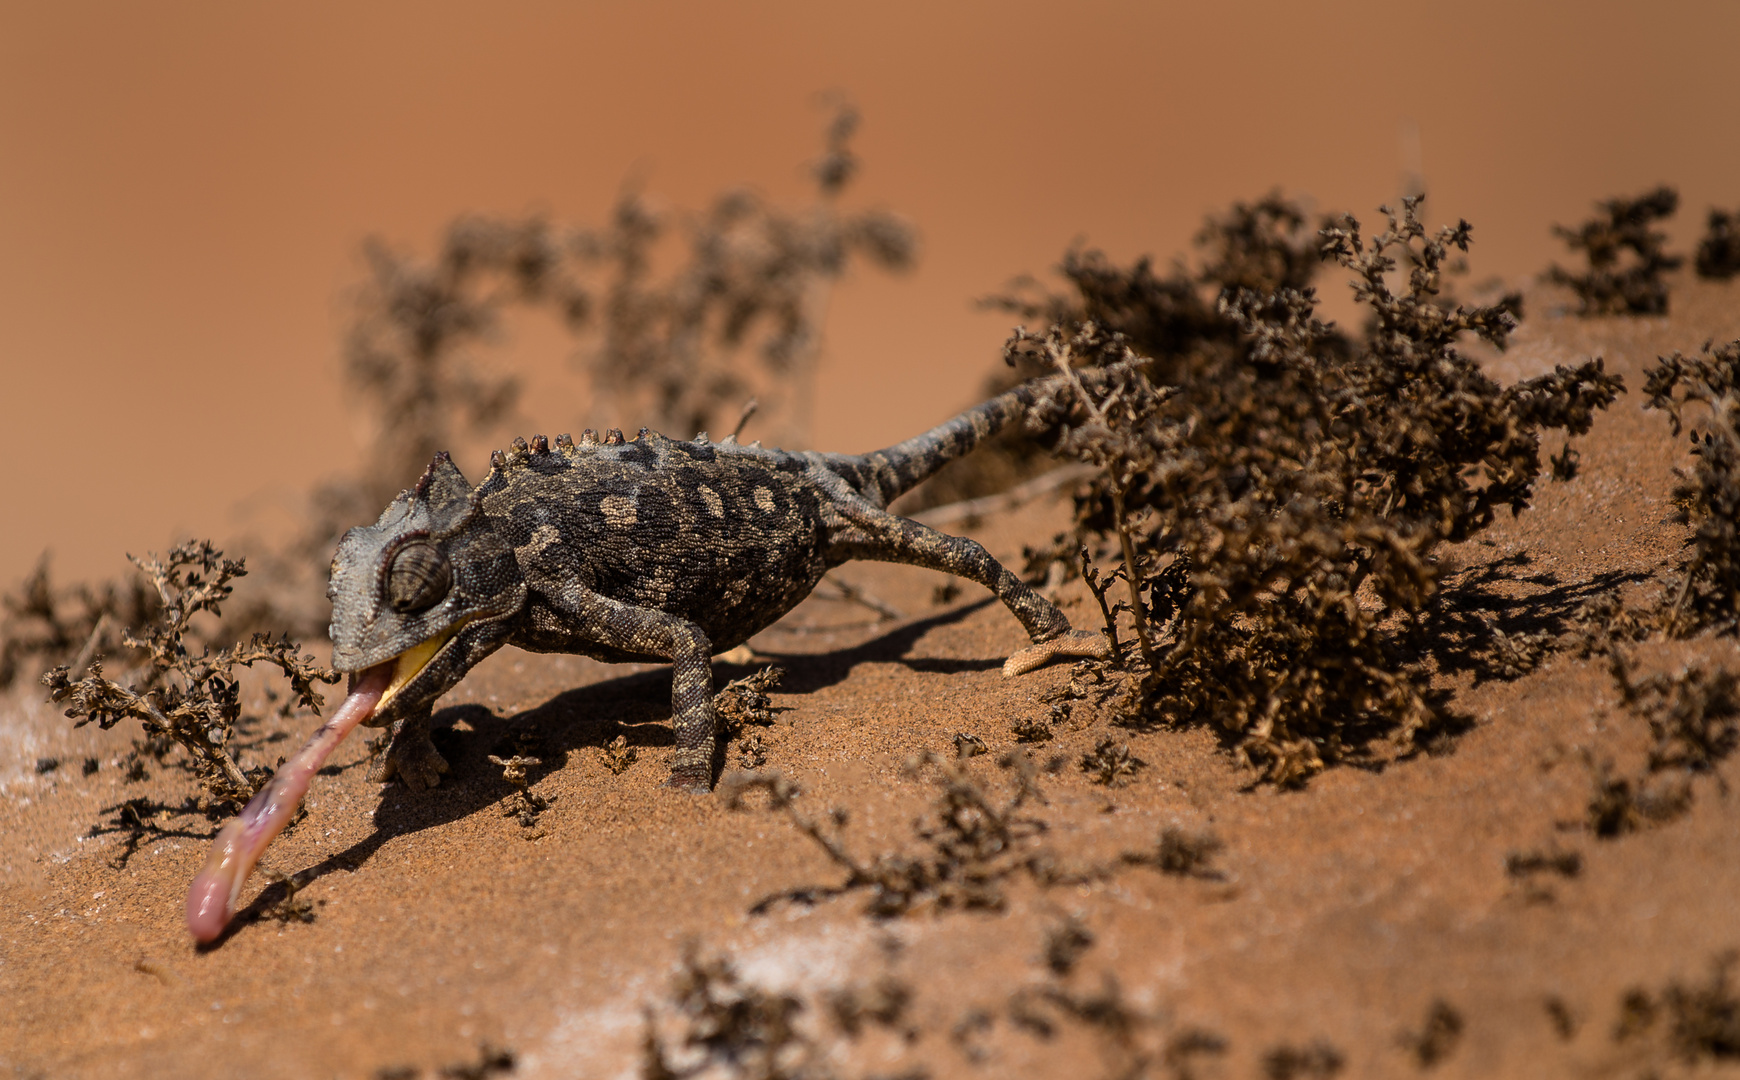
[186,874,231,943]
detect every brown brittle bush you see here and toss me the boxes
[1642,339,1740,635]
[1695,207,1740,281]
[0,555,158,688]
[1547,185,1682,316]
[1013,196,1623,785]
[725,753,1053,918]
[1587,653,1740,839]
[41,541,338,810]
[640,943,917,1080]
[1612,952,1740,1064]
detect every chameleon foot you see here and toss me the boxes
[1002,629,1110,677]
[663,746,715,793]
[368,720,451,792]
[662,770,714,795]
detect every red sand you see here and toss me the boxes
[4,279,1740,1078]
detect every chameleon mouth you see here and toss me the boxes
[373,618,471,711]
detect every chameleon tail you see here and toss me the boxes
[823,372,1070,508]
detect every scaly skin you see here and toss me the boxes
[326,371,1110,791]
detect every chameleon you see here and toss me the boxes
[186,370,1109,941]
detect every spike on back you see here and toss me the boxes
[531,434,549,454]
[556,433,574,450]
[605,429,624,445]
[581,429,597,446]
[413,451,452,497]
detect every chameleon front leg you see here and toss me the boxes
[821,490,1108,675]
[367,703,450,792]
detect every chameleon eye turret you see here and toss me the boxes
[387,540,451,614]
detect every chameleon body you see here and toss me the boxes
[326,371,1108,792]
[188,372,1110,940]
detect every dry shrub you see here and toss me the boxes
[640,944,917,1080]
[1547,186,1682,316]
[643,946,817,1080]
[1613,953,1740,1064]
[1588,654,1739,839]
[1262,1042,1345,1080]
[1613,656,1740,775]
[1400,1000,1464,1069]
[1125,828,1224,880]
[1078,737,1145,787]
[1042,916,1095,975]
[1008,969,1228,1080]
[996,192,1328,389]
[1695,208,1740,281]
[0,555,158,688]
[41,541,337,810]
[715,666,787,735]
[726,753,1051,917]
[1022,196,1621,785]
[600,734,639,776]
[1642,339,1740,634]
[906,193,1329,513]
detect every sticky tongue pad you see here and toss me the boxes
[185,661,396,943]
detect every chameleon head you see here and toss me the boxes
[327,452,527,721]
[182,454,528,945]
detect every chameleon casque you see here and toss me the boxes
[186,372,1108,941]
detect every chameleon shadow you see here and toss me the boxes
[751,593,1003,694]
[217,592,1018,940]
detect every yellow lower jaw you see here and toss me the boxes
[377,621,467,710]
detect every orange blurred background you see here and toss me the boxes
[3,0,1738,587]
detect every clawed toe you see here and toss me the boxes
[395,751,450,792]
[1002,629,1111,677]
[662,769,714,794]
[369,727,451,791]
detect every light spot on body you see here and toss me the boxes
[600,495,638,527]
[753,487,776,513]
[521,524,562,557]
[699,485,724,518]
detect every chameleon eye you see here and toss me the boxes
[387,541,451,614]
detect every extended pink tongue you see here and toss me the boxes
[185,662,395,943]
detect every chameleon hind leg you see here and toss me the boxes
[822,496,1107,676]
[516,565,722,791]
